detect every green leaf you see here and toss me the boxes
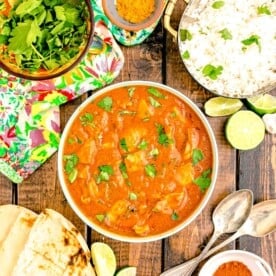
[156,123,173,146]
[15,0,42,16]
[219,28,232,40]
[241,35,261,52]
[149,96,161,108]
[180,29,193,41]
[119,162,128,179]
[128,87,136,97]
[97,165,114,183]
[182,50,190,59]
[202,64,223,80]
[63,154,79,183]
[96,214,105,222]
[120,138,128,152]
[80,112,94,126]
[257,5,271,15]
[145,164,157,178]
[138,139,148,150]
[212,1,225,9]
[147,87,165,98]
[171,211,179,221]
[97,97,113,112]
[192,149,204,165]
[129,192,138,201]
[194,168,212,192]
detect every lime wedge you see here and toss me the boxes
[204,97,243,117]
[225,110,265,150]
[245,94,276,115]
[116,266,137,276]
[91,242,117,276]
[262,113,276,134]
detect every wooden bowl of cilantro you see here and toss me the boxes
[0,0,94,80]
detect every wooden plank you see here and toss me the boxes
[0,176,13,205]
[238,132,276,273]
[163,1,237,273]
[17,96,87,235]
[89,24,164,276]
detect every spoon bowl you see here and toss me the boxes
[160,189,254,276]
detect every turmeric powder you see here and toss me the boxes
[116,0,155,24]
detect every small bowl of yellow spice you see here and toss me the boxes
[102,0,166,32]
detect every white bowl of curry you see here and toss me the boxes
[58,81,218,242]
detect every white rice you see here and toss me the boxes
[178,0,276,98]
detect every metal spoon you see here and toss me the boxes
[161,198,276,276]
[160,189,254,276]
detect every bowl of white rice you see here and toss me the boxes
[178,0,276,98]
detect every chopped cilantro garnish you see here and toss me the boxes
[171,211,179,221]
[182,50,190,59]
[96,214,105,222]
[149,148,159,158]
[194,168,212,192]
[129,192,138,201]
[180,29,193,41]
[241,35,261,52]
[192,149,204,166]
[145,164,157,178]
[149,96,161,108]
[128,87,136,97]
[120,138,128,152]
[119,162,128,179]
[147,87,165,98]
[63,154,79,183]
[212,1,225,9]
[257,5,271,15]
[97,165,114,183]
[156,123,173,146]
[80,112,94,126]
[219,28,232,40]
[138,139,148,150]
[202,64,223,80]
[97,97,113,112]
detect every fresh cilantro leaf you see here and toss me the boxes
[148,87,165,98]
[128,87,136,97]
[257,5,271,15]
[80,112,94,126]
[212,1,225,9]
[129,192,138,201]
[15,0,42,16]
[96,214,105,222]
[171,211,179,221]
[63,154,79,183]
[119,162,128,179]
[192,149,204,165]
[194,168,212,192]
[97,97,113,111]
[182,50,190,59]
[180,29,193,41]
[241,35,261,52]
[138,139,148,150]
[219,28,232,40]
[97,165,114,183]
[202,64,223,80]
[145,164,157,178]
[149,96,161,108]
[156,123,173,146]
[120,138,128,152]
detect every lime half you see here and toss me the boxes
[91,242,117,276]
[116,266,137,276]
[245,94,276,115]
[225,110,265,150]
[204,97,243,117]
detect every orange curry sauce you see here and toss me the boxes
[62,85,213,237]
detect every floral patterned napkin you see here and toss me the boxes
[0,4,124,183]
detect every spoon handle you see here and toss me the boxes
[160,231,243,276]
[160,231,221,276]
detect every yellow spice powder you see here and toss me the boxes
[116,0,155,24]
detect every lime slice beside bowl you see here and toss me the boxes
[204,97,243,117]
[225,110,265,150]
[91,242,117,276]
[116,266,137,276]
[245,94,276,116]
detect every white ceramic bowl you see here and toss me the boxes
[199,250,274,276]
[58,81,218,242]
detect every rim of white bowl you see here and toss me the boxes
[199,250,274,276]
[58,80,219,243]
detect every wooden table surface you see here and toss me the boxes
[0,1,275,275]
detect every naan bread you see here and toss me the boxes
[0,205,37,275]
[12,208,95,276]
